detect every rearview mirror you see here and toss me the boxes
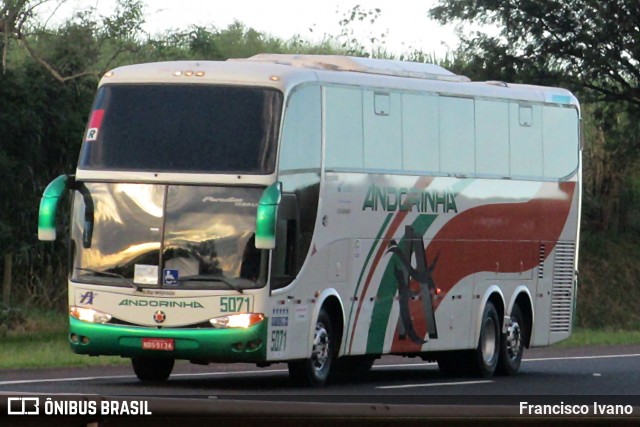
[255,182,281,249]
[38,174,73,241]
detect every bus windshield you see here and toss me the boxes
[78,84,282,174]
[70,183,267,291]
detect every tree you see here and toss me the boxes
[1,0,145,82]
[429,0,639,106]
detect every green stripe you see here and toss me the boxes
[345,213,393,347]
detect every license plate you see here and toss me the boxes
[142,338,174,351]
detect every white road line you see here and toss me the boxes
[0,369,287,386]
[0,353,638,387]
[522,353,640,362]
[373,362,435,369]
[377,380,493,390]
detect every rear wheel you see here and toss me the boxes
[497,304,525,375]
[131,357,174,382]
[288,309,334,387]
[472,301,501,377]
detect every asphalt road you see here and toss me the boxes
[1,344,639,423]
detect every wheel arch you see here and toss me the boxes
[310,289,345,357]
[474,285,505,347]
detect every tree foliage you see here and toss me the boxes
[1,0,146,81]
[430,0,639,106]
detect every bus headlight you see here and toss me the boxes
[210,313,264,329]
[70,306,112,324]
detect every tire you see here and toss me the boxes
[472,301,500,378]
[497,304,525,376]
[131,357,174,382]
[288,309,334,387]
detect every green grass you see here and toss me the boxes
[553,329,640,348]
[2,309,640,370]
[0,308,127,370]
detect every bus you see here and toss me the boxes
[38,54,581,386]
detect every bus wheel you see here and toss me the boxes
[131,357,174,382]
[472,301,500,377]
[497,304,525,375]
[288,309,334,387]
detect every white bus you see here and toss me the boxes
[39,54,581,386]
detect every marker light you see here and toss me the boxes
[195,71,205,77]
[184,71,194,76]
[173,71,182,76]
[104,71,115,78]
[70,306,112,324]
[210,313,264,329]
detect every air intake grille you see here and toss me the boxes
[538,244,546,279]
[550,242,576,332]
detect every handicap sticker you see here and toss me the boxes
[163,269,179,285]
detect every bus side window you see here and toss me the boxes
[270,193,299,289]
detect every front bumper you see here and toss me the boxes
[69,316,267,362]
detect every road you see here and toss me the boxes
[1,344,639,423]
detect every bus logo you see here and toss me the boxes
[79,291,96,305]
[153,311,166,323]
[7,397,40,415]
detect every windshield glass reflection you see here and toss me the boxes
[71,183,266,290]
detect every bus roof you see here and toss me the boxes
[100,54,579,108]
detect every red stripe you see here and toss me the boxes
[389,181,577,353]
[88,109,105,129]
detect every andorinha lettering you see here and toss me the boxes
[362,184,458,213]
[119,299,204,308]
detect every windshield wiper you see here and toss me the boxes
[75,267,142,292]
[177,275,244,294]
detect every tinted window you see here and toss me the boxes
[476,100,509,176]
[440,96,475,175]
[363,90,402,170]
[325,86,363,169]
[78,85,283,174]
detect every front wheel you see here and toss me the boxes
[131,357,174,382]
[472,301,501,377]
[288,309,334,387]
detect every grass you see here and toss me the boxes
[1,308,640,370]
[553,328,640,348]
[0,308,127,370]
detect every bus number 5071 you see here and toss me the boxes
[220,296,251,313]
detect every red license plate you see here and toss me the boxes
[141,338,174,351]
